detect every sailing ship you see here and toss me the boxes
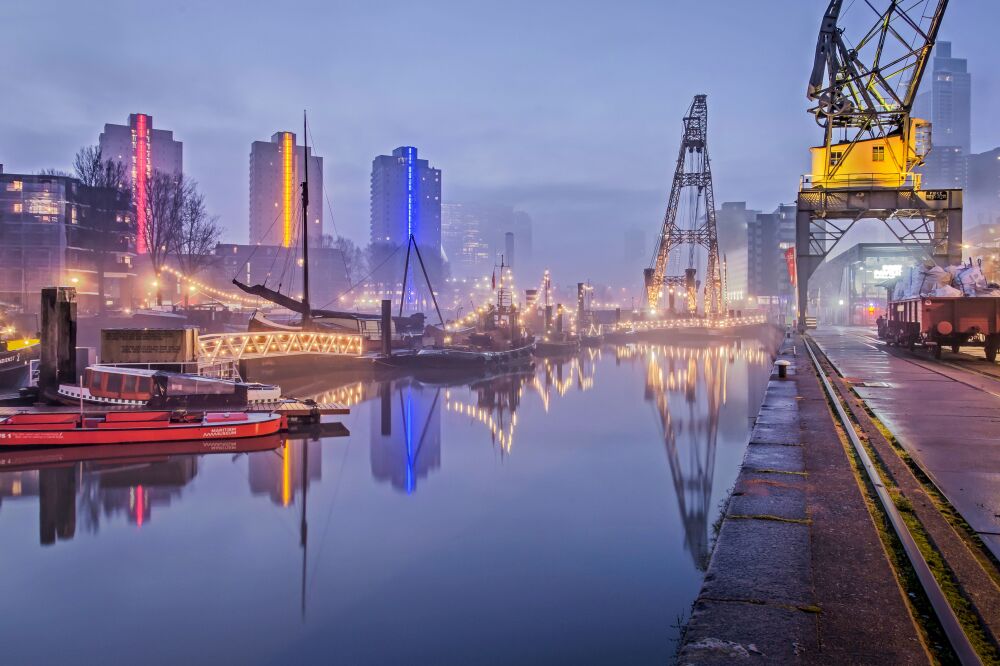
[231,112,389,351]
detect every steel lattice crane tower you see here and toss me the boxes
[644,95,723,317]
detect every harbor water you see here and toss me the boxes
[0,331,778,664]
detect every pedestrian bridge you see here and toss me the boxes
[197,331,364,367]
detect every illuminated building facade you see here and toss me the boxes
[811,243,917,326]
[98,114,182,254]
[249,132,323,248]
[369,147,442,306]
[0,169,136,313]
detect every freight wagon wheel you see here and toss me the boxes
[951,344,961,354]
[987,338,999,363]
[933,345,942,360]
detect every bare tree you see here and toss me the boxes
[170,183,223,307]
[73,146,128,189]
[141,171,188,306]
[329,236,368,285]
[71,146,132,315]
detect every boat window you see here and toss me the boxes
[105,372,123,393]
[138,377,152,395]
[166,376,236,396]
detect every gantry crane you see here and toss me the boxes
[796,0,961,329]
[644,95,723,317]
[805,0,948,189]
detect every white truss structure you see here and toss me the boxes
[197,331,364,367]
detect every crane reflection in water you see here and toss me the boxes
[617,340,770,570]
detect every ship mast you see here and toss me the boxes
[300,110,312,329]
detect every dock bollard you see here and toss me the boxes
[776,359,791,379]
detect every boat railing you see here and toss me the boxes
[93,360,244,382]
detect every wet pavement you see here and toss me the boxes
[680,335,927,664]
[811,326,1000,559]
[0,334,778,665]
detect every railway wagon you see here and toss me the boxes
[878,296,1000,361]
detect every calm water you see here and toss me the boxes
[0,334,776,664]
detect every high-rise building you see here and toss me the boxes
[747,204,795,301]
[249,132,323,248]
[99,114,182,254]
[370,146,441,249]
[716,202,759,305]
[0,169,136,313]
[369,147,442,306]
[440,201,533,279]
[915,42,971,189]
[441,202,491,276]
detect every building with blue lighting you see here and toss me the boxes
[369,147,442,309]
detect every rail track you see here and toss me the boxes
[804,336,997,665]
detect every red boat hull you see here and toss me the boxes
[0,433,285,471]
[0,411,285,447]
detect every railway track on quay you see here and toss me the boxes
[805,336,1000,665]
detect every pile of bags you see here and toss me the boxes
[892,260,1000,300]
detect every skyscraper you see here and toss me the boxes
[440,201,533,279]
[370,146,441,250]
[249,132,323,248]
[441,202,491,277]
[369,147,442,304]
[915,42,971,189]
[99,114,182,254]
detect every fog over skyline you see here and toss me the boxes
[4,0,999,285]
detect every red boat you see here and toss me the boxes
[0,433,285,471]
[0,410,285,447]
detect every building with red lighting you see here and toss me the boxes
[99,114,182,254]
[249,132,323,248]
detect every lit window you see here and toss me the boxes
[13,202,22,213]
[8,180,23,192]
[872,146,885,162]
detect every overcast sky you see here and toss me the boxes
[3,0,999,285]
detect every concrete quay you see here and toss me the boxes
[678,334,928,664]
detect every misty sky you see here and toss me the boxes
[3,0,999,285]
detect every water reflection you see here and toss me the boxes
[249,439,322,507]
[0,335,779,664]
[618,341,771,569]
[370,381,442,493]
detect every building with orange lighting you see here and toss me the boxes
[249,132,323,248]
[98,114,182,255]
